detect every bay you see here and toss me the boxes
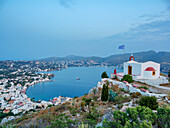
[26,67,123,101]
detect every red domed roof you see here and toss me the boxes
[145,67,156,71]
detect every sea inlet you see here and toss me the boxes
[26,67,123,101]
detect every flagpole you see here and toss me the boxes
[124,45,125,63]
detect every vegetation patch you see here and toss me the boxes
[121,74,134,83]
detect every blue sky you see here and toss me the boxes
[0,0,170,60]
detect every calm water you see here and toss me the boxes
[26,67,123,101]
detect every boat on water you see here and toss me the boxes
[76,77,80,80]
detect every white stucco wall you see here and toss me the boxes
[123,61,160,80]
[124,62,142,76]
[142,61,160,79]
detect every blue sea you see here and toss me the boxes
[26,67,123,101]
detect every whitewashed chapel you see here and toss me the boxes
[123,54,160,79]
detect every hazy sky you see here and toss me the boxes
[0,0,170,60]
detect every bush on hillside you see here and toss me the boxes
[101,71,109,78]
[121,74,134,83]
[108,89,117,102]
[138,86,149,90]
[103,106,157,128]
[139,96,158,110]
[157,107,170,128]
[130,92,142,98]
[114,95,131,106]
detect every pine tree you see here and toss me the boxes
[105,84,109,101]
[101,84,109,101]
[101,84,106,101]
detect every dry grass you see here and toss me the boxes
[158,101,170,107]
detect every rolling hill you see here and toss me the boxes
[38,50,170,66]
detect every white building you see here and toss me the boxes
[123,54,160,79]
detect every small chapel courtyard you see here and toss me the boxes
[111,54,170,94]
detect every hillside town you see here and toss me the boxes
[0,59,107,75]
[0,55,169,127]
[0,63,73,123]
[0,59,108,121]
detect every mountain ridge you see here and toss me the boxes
[38,50,170,66]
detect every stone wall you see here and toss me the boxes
[100,78,167,98]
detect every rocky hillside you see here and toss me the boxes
[2,79,170,128]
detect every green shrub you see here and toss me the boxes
[108,89,117,102]
[82,98,92,113]
[114,95,131,104]
[157,107,170,128]
[114,95,124,104]
[47,105,53,108]
[118,103,123,109]
[139,96,158,110]
[121,74,134,83]
[101,71,109,78]
[70,108,77,116]
[138,86,149,90]
[103,106,156,128]
[120,88,126,92]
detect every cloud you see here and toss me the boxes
[131,7,170,29]
[139,14,163,19]
[59,0,74,8]
[105,20,170,42]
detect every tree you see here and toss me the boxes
[101,84,109,101]
[101,84,106,101]
[139,96,158,110]
[101,71,109,78]
[121,74,134,83]
[105,84,109,101]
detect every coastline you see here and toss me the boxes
[1,66,169,124]
[0,72,71,117]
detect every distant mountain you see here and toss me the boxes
[102,50,170,65]
[38,50,169,70]
[39,50,170,65]
[39,55,87,62]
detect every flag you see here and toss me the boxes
[118,45,125,49]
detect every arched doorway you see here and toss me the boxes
[128,66,132,75]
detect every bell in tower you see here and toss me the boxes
[129,54,134,61]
